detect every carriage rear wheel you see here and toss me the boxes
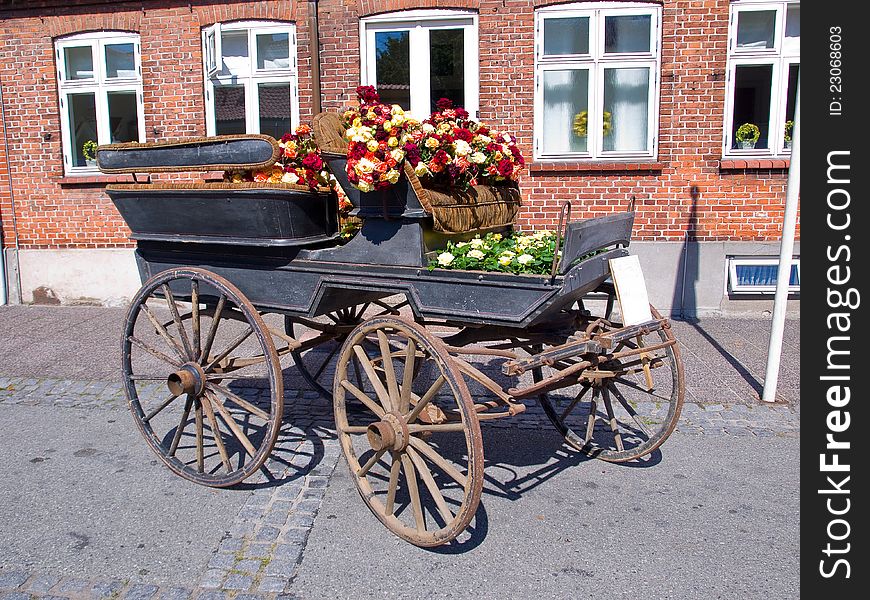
[537,306,684,462]
[122,268,283,487]
[333,316,484,547]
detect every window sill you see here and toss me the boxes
[530,161,665,173]
[57,174,137,186]
[719,158,791,171]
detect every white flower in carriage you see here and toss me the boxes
[517,254,534,265]
[453,139,472,156]
[355,157,375,174]
[414,163,430,177]
[469,237,485,249]
[470,152,486,164]
[498,254,513,266]
[385,169,401,184]
[422,123,436,134]
[281,171,300,184]
[346,124,374,143]
[467,249,485,260]
[437,252,455,267]
[390,149,405,164]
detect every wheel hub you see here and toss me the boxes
[167,362,206,397]
[367,412,409,452]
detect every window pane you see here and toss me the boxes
[256,32,291,70]
[214,84,247,135]
[105,43,135,78]
[603,68,649,152]
[731,64,772,149]
[375,31,411,109]
[258,83,293,138]
[736,10,776,50]
[64,46,94,80]
[430,29,465,112]
[604,15,651,53]
[220,31,249,75]
[542,70,589,154]
[783,64,799,148]
[784,5,800,53]
[543,17,590,55]
[734,264,799,287]
[67,93,97,167]
[107,91,140,143]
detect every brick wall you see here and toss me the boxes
[0,0,799,251]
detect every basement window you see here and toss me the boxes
[727,257,800,294]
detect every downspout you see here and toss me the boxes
[0,74,22,305]
[308,0,322,115]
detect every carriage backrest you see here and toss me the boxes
[96,135,281,173]
[558,212,635,275]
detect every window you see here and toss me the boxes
[534,3,661,160]
[724,1,799,156]
[728,257,800,294]
[203,21,299,137]
[360,10,479,120]
[55,32,144,173]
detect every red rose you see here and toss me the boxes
[302,153,323,171]
[356,85,380,104]
[497,159,513,178]
[454,128,473,142]
[435,97,453,110]
[455,108,470,119]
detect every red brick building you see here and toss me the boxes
[0,0,799,314]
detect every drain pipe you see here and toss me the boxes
[0,75,22,305]
[308,0,322,115]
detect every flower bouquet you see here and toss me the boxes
[430,230,558,275]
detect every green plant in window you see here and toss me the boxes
[783,120,794,143]
[735,122,760,143]
[82,139,98,163]
[572,111,612,138]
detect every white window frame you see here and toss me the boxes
[533,2,661,161]
[203,21,299,137]
[56,31,145,175]
[359,10,479,121]
[724,0,800,158]
[727,257,800,294]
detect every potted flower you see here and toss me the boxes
[783,120,794,149]
[572,111,612,138]
[735,123,760,150]
[82,140,98,167]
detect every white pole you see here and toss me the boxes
[762,77,800,402]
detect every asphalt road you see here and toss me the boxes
[290,429,799,599]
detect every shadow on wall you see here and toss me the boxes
[672,185,700,320]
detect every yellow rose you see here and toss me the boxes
[385,169,400,184]
[388,136,399,148]
[367,139,379,152]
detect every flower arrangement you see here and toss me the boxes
[572,111,612,138]
[82,140,98,164]
[223,124,333,191]
[341,86,421,192]
[408,98,524,190]
[783,120,794,143]
[429,230,558,275]
[735,122,761,147]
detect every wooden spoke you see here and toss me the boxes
[407,446,454,525]
[385,452,401,516]
[312,344,340,380]
[607,383,653,438]
[191,280,201,360]
[129,335,182,368]
[203,327,253,372]
[560,383,591,421]
[353,345,392,412]
[207,390,257,457]
[636,334,655,391]
[406,375,445,423]
[602,387,624,452]
[198,294,226,363]
[357,448,387,477]
[139,303,187,361]
[407,436,467,489]
[340,379,385,417]
[401,453,425,533]
[208,382,270,420]
[168,395,194,457]
[585,389,598,444]
[377,330,400,410]
[194,398,205,473]
[399,338,417,414]
[161,284,194,360]
[201,393,232,472]
[408,423,467,434]
[143,393,179,423]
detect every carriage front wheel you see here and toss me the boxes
[333,316,484,547]
[122,268,283,487]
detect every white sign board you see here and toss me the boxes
[608,255,653,325]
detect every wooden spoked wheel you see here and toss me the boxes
[122,268,283,487]
[537,306,685,462]
[333,316,484,547]
[285,299,410,401]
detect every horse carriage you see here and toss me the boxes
[98,118,684,547]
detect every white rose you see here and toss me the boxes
[437,252,455,267]
[470,237,485,248]
[422,123,436,134]
[454,139,471,156]
[467,249,485,260]
[390,149,405,163]
[470,152,486,164]
[517,254,534,265]
[281,172,300,184]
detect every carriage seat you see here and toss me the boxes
[312,112,521,235]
